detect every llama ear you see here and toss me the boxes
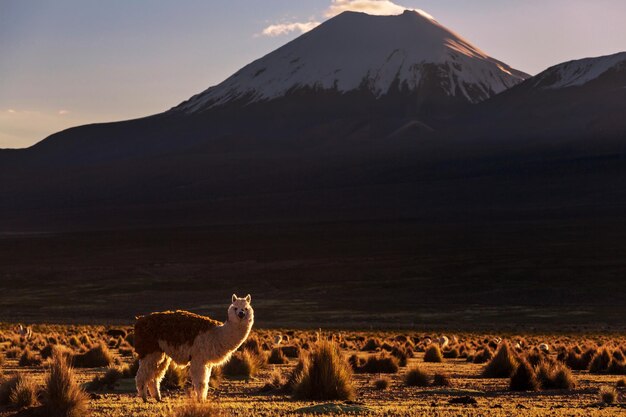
[245,294,251,303]
[232,294,237,303]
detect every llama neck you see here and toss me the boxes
[217,318,253,352]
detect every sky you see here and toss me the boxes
[1,0,625,149]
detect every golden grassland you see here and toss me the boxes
[1,323,625,416]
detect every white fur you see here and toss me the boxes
[437,335,449,348]
[16,324,32,340]
[136,294,254,402]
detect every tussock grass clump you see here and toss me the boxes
[42,353,89,417]
[293,340,355,401]
[423,344,443,363]
[443,347,460,359]
[172,401,226,417]
[284,354,309,393]
[268,348,288,365]
[358,353,399,374]
[8,375,38,408]
[404,366,430,387]
[87,364,133,391]
[280,345,300,358]
[361,338,381,352]
[18,348,41,367]
[72,343,114,368]
[0,373,38,407]
[473,348,493,364]
[589,348,612,374]
[483,342,518,378]
[510,359,539,391]
[390,346,410,366]
[162,363,188,390]
[373,377,390,390]
[617,377,626,388]
[599,386,618,404]
[432,372,452,387]
[536,361,576,390]
[223,349,263,379]
[566,347,595,370]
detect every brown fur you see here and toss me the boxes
[134,310,222,359]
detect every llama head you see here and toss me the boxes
[229,294,254,324]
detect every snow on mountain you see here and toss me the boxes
[176,10,528,113]
[534,52,626,89]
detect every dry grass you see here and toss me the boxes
[293,339,355,401]
[72,343,114,368]
[42,352,90,417]
[222,349,264,379]
[423,344,443,363]
[598,386,617,404]
[171,401,227,417]
[358,353,399,374]
[8,374,38,408]
[510,359,539,391]
[2,325,626,417]
[373,377,390,390]
[404,366,430,387]
[268,348,288,365]
[483,342,518,378]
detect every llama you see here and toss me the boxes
[134,294,254,402]
[273,334,283,345]
[437,335,449,348]
[16,324,32,340]
[539,343,550,353]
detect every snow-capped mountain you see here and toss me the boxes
[456,52,626,144]
[175,10,528,113]
[532,52,626,89]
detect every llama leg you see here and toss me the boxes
[153,356,171,402]
[190,360,209,401]
[136,352,163,402]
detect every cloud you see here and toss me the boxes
[261,21,321,37]
[58,109,70,115]
[259,0,435,37]
[325,0,435,20]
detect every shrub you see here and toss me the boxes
[423,344,443,363]
[162,363,188,390]
[358,353,399,374]
[599,386,617,404]
[483,342,518,378]
[87,365,128,391]
[510,359,539,391]
[404,366,430,387]
[223,349,262,379]
[608,359,626,375]
[268,348,288,365]
[8,375,38,408]
[361,338,381,351]
[42,353,89,417]
[390,346,410,366]
[0,373,38,407]
[284,354,309,393]
[443,348,459,359]
[280,345,300,358]
[18,348,41,367]
[373,377,390,390]
[536,361,576,390]
[589,348,612,374]
[293,340,355,401]
[72,343,114,368]
[566,347,595,370]
[432,373,452,387]
[473,348,493,364]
